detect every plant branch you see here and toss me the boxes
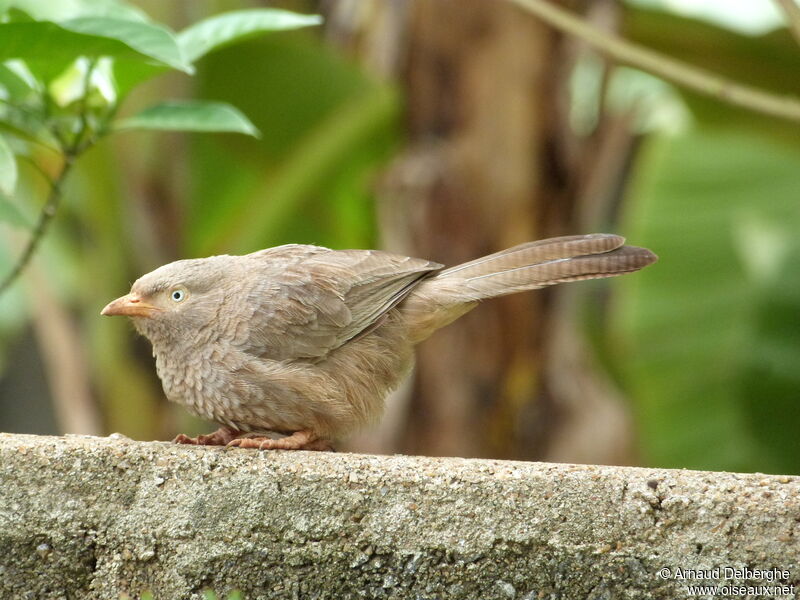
[509,0,800,123]
[0,59,103,296]
[774,0,800,46]
[0,152,76,296]
[17,155,56,188]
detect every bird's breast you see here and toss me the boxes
[153,344,228,421]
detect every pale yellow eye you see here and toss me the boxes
[170,289,186,303]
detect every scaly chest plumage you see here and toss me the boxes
[153,342,236,425]
[151,339,328,434]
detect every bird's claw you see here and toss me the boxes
[226,430,334,451]
[172,427,242,446]
[172,433,197,445]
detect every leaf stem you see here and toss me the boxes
[773,0,800,47]
[509,0,800,123]
[72,59,98,153]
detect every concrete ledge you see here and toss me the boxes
[0,433,798,599]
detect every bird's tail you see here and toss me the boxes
[401,234,657,342]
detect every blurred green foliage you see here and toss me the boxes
[0,0,325,297]
[612,7,800,474]
[188,33,398,255]
[615,127,800,473]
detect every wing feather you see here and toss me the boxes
[238,245,440,360]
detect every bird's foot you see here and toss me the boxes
[172,426,242,446]
[227,429,334,451]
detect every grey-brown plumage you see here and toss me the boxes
[101,234,656,450]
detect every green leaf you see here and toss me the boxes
[114,101,259,136]
[178,9,322,64]
[0,63,35,99]
[111,59,164,99]
[0,134,18,197]
[0,19,191,75]
[60,18,190,73]
[7,0,150,22]
[111,9,322,99]
[3,7,34,21]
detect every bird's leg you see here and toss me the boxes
[227,429,334,451]
[173,426,243,446]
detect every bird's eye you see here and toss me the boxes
[170,289,186,303]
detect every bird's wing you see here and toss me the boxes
[239,245,442,360]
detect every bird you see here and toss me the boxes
[101,234,656,451]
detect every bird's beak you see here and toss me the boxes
[101,294,161,318]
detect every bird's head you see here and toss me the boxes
[101,255,236,342]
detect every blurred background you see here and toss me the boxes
[1,0,799,474]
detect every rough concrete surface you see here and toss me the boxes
[0,433,797,600]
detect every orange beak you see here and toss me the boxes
[101,294,161,318]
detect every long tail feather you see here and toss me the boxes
[438,233,625,279]
[402,234,657,342]
[460,243,656,299]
